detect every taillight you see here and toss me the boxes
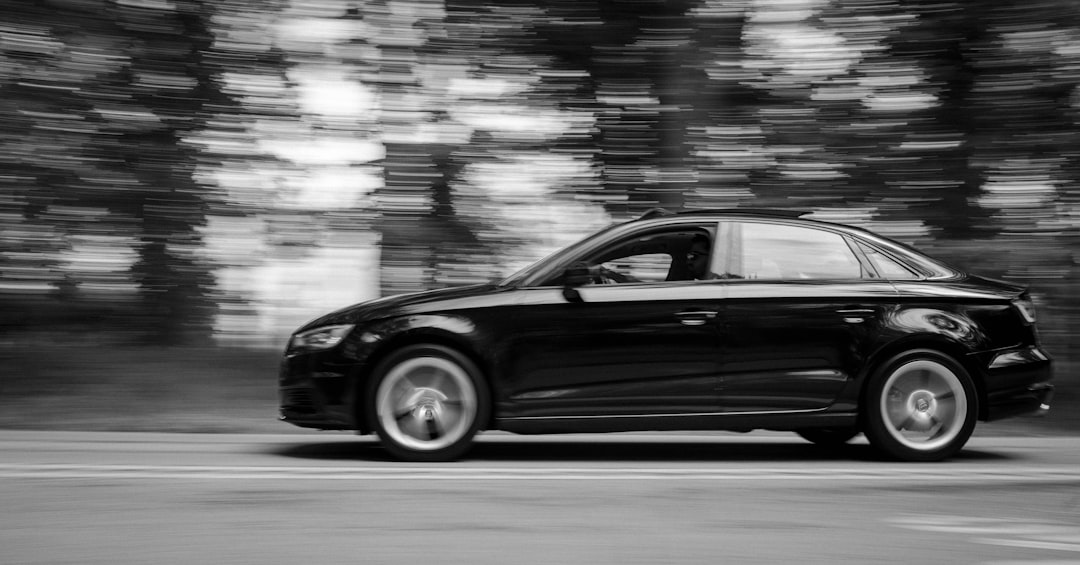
[1012,296,1037,324]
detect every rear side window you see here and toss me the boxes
[714,221,863,280]
[856,241,919,280]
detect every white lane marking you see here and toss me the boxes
[1,464,1079,481]
[891,515,1080,555]
[1036,536,1080,544]
[891,516,1074,536]
[976,538,1080,553]
[983,562,1080,565]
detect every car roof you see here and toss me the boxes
[637,207,810,220]
[631,207,872,238]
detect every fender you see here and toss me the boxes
[344,313,483,366]
[828,305,990,416]
[884,307,988,351]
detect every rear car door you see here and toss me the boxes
[713,220,897,413]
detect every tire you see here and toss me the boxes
[796,427,860,447]
[863,349,977,462]
[367,344,489,462]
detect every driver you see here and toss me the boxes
[686,234,711,280]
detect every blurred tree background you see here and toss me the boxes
[0,0,1077,386]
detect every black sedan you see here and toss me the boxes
[279,209,1053,462]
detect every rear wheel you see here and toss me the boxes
[863,350,977,462]
[796,427,860,447]
[368,344,489,462]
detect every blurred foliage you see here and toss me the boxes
[1,0,226,344]
[0,0,1076,378]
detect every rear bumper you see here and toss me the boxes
[984,382,1054,421]
[982,345,1054,421]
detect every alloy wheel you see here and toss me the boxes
[375,355,479,453]
[878,358,969,453]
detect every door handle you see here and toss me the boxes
[836,308,875,315]
[676,310,718,326]
[837,308,875,324]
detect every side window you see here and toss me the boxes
[715,222,862,280]
[579,227,716,284]
[856,241,919,280]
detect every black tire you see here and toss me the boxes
[367,344,489,462]
[796,427,860,447]
[863,349,977,462]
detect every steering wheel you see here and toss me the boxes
[592,266,638,285]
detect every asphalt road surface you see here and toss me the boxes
[2,430,1079,565]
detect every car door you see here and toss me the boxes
[713,220,897,413]
[496,225,726,418]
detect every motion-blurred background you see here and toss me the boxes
[0,0,1076,432]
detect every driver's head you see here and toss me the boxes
[686,234,711,279]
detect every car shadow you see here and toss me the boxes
[272,435,1012,463]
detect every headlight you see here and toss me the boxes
[289,324,355,352]
[1012,297,1037,324]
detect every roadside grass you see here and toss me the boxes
[0,345,298,434]
[0,345,1074,437]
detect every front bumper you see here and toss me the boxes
[279,384,353,430]
[278,353,358,430]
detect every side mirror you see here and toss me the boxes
[562,262,591,302]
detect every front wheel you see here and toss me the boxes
[863,350,977,462]
[368,344,489,462]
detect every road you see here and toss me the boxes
[2,429,1079,565]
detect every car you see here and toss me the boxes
[279,208,1054,462]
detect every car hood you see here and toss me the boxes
[296,283,502,331]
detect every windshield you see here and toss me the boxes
[498,222,623,287]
